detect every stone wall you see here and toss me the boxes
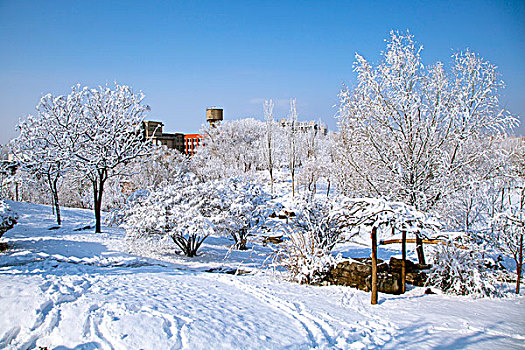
[327,257,429,294]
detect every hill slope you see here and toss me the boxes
[0,201,523,349]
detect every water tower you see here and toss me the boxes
[206,107,223,126]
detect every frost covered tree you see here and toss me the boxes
[492,211,524,294]
[63,84,151,233]
[297,128,333,199]
[13,84,151,231]
[438,136,508,232]
[12,91,83,225]
[191,119,265,181]
[337,31,517,210]
[287,99,300,197]
[490,137,524,293]
[127,145,189,191]
[263,99,276,192]
[59,174,92,209]
[337,31,518,262]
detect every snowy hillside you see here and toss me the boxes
[0,201,523,349]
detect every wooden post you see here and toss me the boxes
[371,226,378,305]
[517,232,523,294]
[415,233,426,265]
[401,230,407,294]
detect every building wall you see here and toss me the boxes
[279,119,327,135]
[184,134,203,156]
[143,121,164,138]
[142,121,186,153]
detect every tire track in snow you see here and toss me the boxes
[212,275,401,349]
[210,275,337,348]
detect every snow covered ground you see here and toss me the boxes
[0,201,523,349]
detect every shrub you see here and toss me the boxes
[269,200,341,284]
[0,200,17,238]
[124,176,274,257]
[428,243,503,297]
[124,177,216,257]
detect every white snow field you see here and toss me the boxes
[0,201,523,350]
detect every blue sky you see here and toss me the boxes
[1,0,524,143]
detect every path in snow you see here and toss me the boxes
[0,201,523,349]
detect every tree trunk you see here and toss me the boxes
[92,175,106,233]
[399,230,406,294]
[291,170,295,197]
[269,167,274,194]
[50,175,61,226]
[371,226,378,305]
[237,238,247,250]
[517,233,523,294]
[233,229,248,250]
[52,188,61,226]
[416,233,426,265]
[47,173,61,226]
[268,140,274,194]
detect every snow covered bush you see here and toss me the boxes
[214,177,275,250]
[124,177,216,257]
[428,243,503,297]
[124,176,275,256]
[269,199,342,284]
[0,200,17,237]
[491,210,524,294]
[105,189,149,227]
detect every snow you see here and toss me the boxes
[1,201,524,349]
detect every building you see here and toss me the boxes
[279,119,328,135]
[142,120,185,153]
[184,134,204,156]
[143,107,223,155]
